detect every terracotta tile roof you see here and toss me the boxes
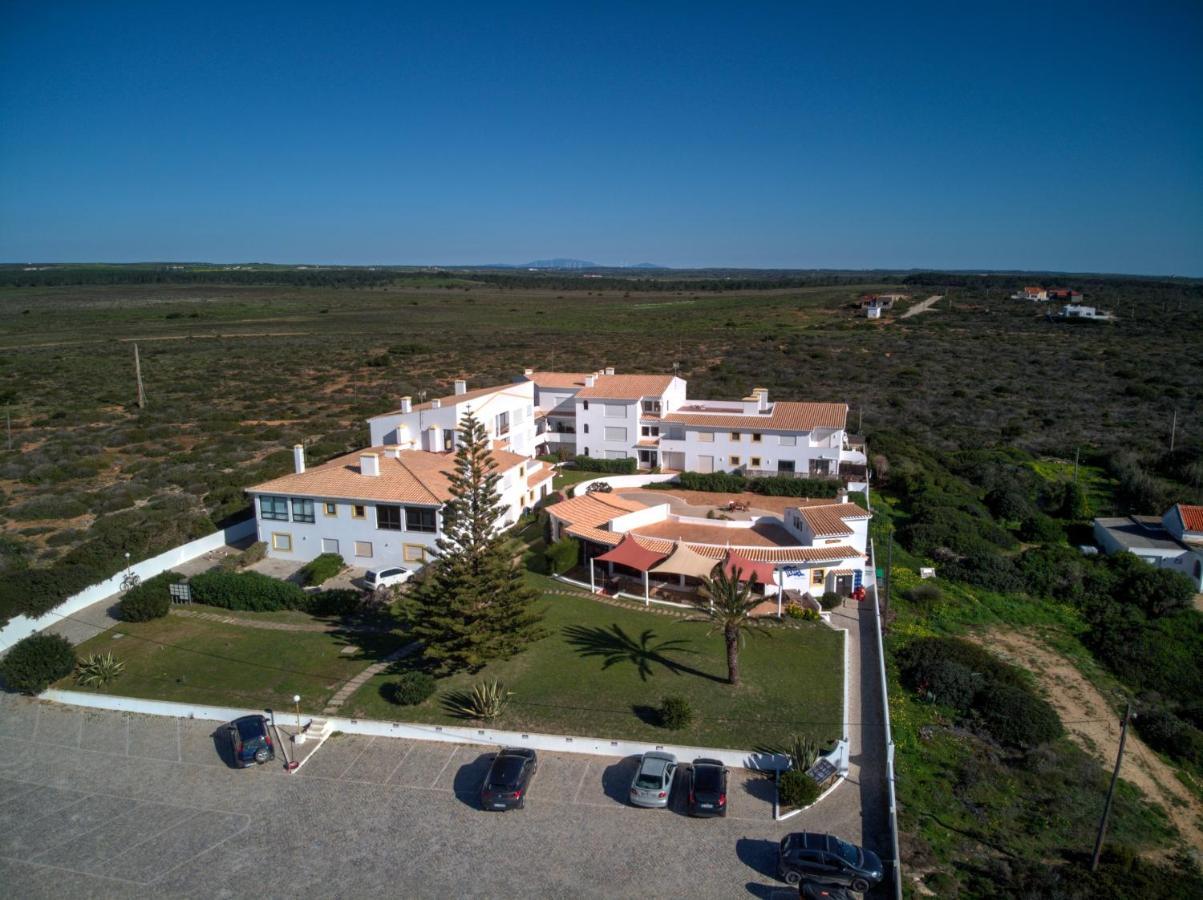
[661,401,847,431]
[1179,504,1203,532]
[247,446,525,505]
[527,468,554,488]
[369,382,521,419]
[527,371,591,389]
[795,503,871,537]
[568,524,861,563]
[575,374,676,400]
[549,493,651,530]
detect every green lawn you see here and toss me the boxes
[58,614,407,711]
[344,578,844,750]
[552,467,601,492]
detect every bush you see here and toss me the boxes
[240,541,267,567]
[902,582,942,608]
[0,563,105,622]
[940,551,1024,592]
[189,571,307,612]
[306,589,362,617]
[745,476,842,498]
[299,553,345,587]
[544,537,580,575]
[442,680,512,720]
[117,571,182,622]
[571,456,638,474]
[975,683,1064,749]
[778,769,821,809]
[390,671,436,706]
[659,694,694,730]
[676,471,747,493]
[818,591,843,611]
[1018,513,1063,544]
[786,606,821,622]
[75,651,125,687]
[0,633,76,694]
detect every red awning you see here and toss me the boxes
[723,549,777,585]
[594,534,667,573]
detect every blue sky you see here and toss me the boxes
[1,1,1201,274]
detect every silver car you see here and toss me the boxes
[628,751,678,808]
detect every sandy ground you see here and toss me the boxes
[898,295,944,319]
[980,630,1203,854]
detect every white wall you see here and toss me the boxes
[576,398,639,461]
[608,503,672,534]
[0,519,257,653]
[369,383,537,457]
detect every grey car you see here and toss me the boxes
[628,751,678,808]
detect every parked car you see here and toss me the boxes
[585,481,613,493]
[364,567,414,590]
[480,747,538,810]
[629,751,678,808]
[778,832,884,892]
[226,715,274,768]
[687,757,728,817]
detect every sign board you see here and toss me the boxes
[806,757,838,790]
[168,581,192,604]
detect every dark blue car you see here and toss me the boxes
[227,715,275,768]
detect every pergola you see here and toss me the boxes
[591,534,667,605]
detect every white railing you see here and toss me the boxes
[869,537,903,900]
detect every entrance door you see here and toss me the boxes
[696,455,714,473]
[835,574,853,596]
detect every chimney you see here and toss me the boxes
[454,379,467,395]
[360,452,380,477]
[755,387,769,412]
[385,445,401,459]
[585,374,596,388]
[425,424,443,452]
[431,398,441,409]
[400,396,412,414]
[604,366,615,376]
[523,367,533,377]
[837,487,848,504]
[292,444,305,474]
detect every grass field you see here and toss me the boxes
[343,579,844,750]
[58,613,407,711]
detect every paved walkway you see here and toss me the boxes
[322,640,421,714]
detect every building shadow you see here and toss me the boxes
[562,623,725,683]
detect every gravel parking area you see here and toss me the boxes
[0,695,860,898]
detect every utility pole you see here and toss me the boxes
[1091,702,1133,872]
[133,343,146,409]
[1073,447,1080,484]
[857,405,863,435]
[5,405,10,451]
[1169,410,1177,454]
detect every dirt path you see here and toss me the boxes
[899,294,944,318]
[980,630,1203,853]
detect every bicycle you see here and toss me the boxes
[120,571,141,591]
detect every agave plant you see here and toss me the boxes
[75,651,125,687]
[442,679,512,721]
[787,734,820,772]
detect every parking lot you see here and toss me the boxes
[0,694,866,898]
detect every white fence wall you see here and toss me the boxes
[568,473,675,497]
[0,519,256,653]
[41,689,791,771]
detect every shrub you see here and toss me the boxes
[902,582,942,608]
[0,633,76,694]
[975,683,1063,749]
[676,471,747,493]
[1018,513,1063,544]
[117,571,182,622]
[188,570,308,611]
[544,537,580,575]
[299,553,345,587]
[75,651,125,687]
[0,563,105,622]
[390,671,436,706]
[659,694,694,730]
[571,456,638,474]
[306,589,362,617]
[745,476,842,498]
[442,680,512,720]
[778,769,821,809]
[240,541,267,567]
[940,551,1024,592]
[818,591,843,611]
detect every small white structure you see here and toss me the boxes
[1093,503,1203,589]
[1059,304,1114,321]
[368,380,538,458]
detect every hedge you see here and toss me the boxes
[778,769,821,809]
[390,671,437,706]
[188,571,308,611]
[674,471,843,498]
[307,589,363,617]
[0,633,77,694]
[299,553,345,587]
[570,457,638,475]
[117,571,183,622]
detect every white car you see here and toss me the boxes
[364,567,414,590]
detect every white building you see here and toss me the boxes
[1093,503,1203,589]
[246,443,553,570]
[1059,304,1114,321]
[524,368,863,476]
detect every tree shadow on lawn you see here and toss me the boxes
[562,624,726,683]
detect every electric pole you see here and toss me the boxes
[1169,410,1177,454]
[1073,447,1080,484]
[5,405,10,451]
[134,343,146,409]
[1091,702,1133,872]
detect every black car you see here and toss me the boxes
[227,715,275,768]
[778,832,884,892]
[687,757,729,817]
[480,747,538,810]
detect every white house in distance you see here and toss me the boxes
[523,368,864,477]
[1093,503,1203,590]
[367,379,537,457]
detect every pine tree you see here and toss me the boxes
[400,409,544,673]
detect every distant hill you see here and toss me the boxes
[629,262,664,269]
[523,258,599,269]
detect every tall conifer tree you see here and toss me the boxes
[401,410,543,673]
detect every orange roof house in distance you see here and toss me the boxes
[1092,502,1203,590]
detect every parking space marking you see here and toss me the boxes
[429,746,460,788]
[175,718,182,762]
[77,713,85,748]
[124,715,130,757]
[572,761,591,803]
[383,741,416,784]
[338,736,376,779]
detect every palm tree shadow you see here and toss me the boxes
[562,624,726,683]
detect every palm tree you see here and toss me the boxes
[695,564,770,686]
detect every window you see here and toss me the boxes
[779,434,797,447]
[603,426,627,442]
[377,504,403,530]
[730,455,741,466]
[750,457,761,468]
[323,502,338,517]
[694,430,714,443]
[406,507,437,533]
[443,429,455,451]
[354,541,373,558]
[581,447,589,456]
[495,411,510,435]
[271,532,292,552]
[583,423,589,434]
[641,426,660,437]
[582,400,589,410]
[321,538,339,554]
[403,544,429,562]
[752,433,762,443]
[778,460,796,474]
[604,403,626,418]
[351,505,366,519]
[291,498,315,524]
[641,400,661,415]
[261,496,289,521]
[812,568,826,586]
